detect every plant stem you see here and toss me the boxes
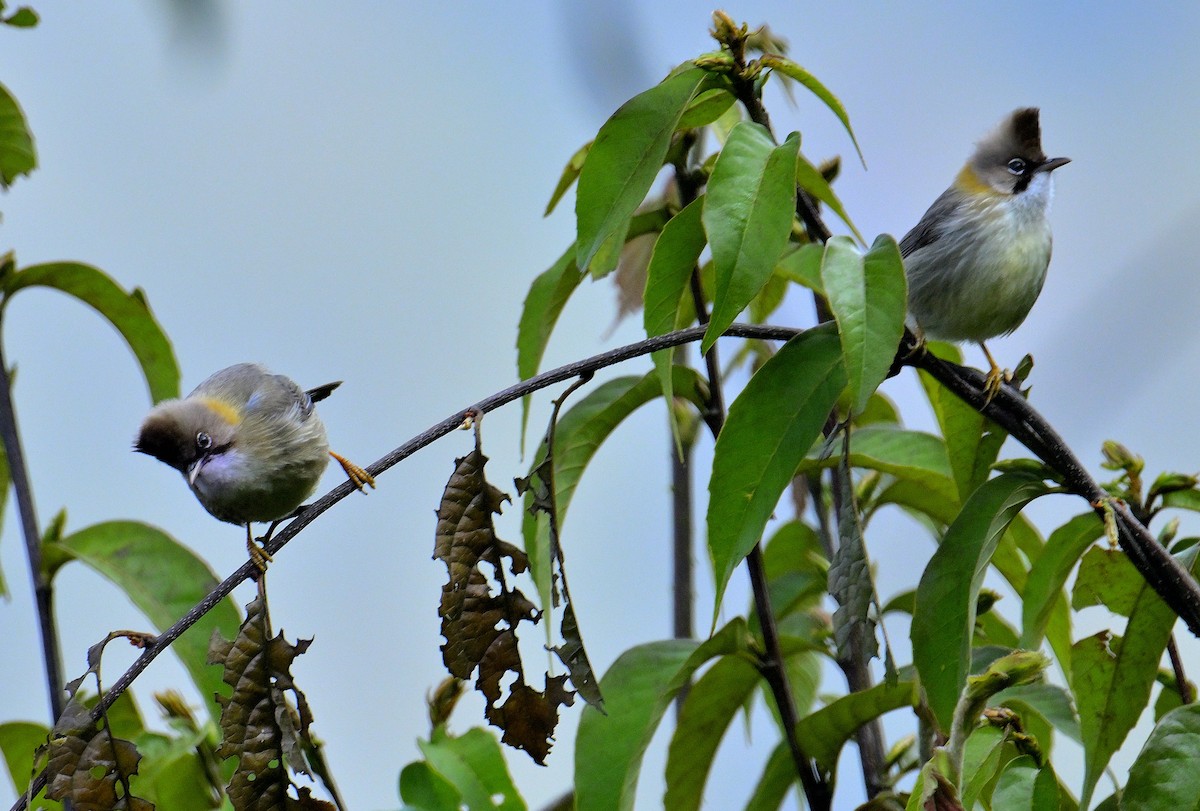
[0,340,65,722]
[13,321,1200,810]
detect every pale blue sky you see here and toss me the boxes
[2,4,1199,809]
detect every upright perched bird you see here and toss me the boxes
[135,363,375,570]
[901,107,1070,399]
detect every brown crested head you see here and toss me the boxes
[134,399,236,474]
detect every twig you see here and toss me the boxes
[0,339,65,722]
[13,321,1200,810]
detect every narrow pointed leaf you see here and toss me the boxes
[522,368,708,618]
[918,353,1008,502]
[793,679,918,774]
[545,140,591,216]
[663,655,761,811]
[0,721,59,810]
[516,244,583,442]
[911,473,1049,731]
[759,54,863,164]
[575,620,753,811]
[48,521,240,723]
[701,125,800,353]
[418,728,525,811]
[0,81,35,187]
[743,744,793,811]
[707,326,845,624]
[820,235,907,414]
[676,87,736,130]
[576,68,711,272]
[5,263,179,402]
[643,196,706,440]
[1123,705,1200,809]
[1072,545,1197,808]
[800,424,952,484]
[775,242,824,294]
[795,153,863,243]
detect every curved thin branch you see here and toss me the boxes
[12,321,1200,810]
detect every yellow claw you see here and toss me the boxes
[330,450,376,492]
[978,342,1011,406]
[246,524,272,573]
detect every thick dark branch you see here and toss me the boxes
[0,341,66,722]
[13,321,1200,810]
[904,334,1200,635]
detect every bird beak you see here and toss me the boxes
[1037,156,1071,173]
[187,458,205,486]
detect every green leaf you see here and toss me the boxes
[1123,704,1200,809]
[820,235,907,414]
[996,682,1082,744]
[1072,546,1143,615]
[400,760,463,811]
[676,87,736,130]
[1022,514,1101,655]
[759,54,863,164]
[701,124,800,353]
[960,725,1010,810]
[516,244,584,442]
[643,196,706,446]
[3,8,38,28]
[133,728,220,810]
[775,242,824,294]
[48,521,241,723]
[706,326,845,626]
[523,368,708,622]
[911,473,1049,732]
[991,756,1062,810]
[575,620,753,811]
[795,153,864,243]
[743,743,794,811]
[0,721,59,809]
[1072,545,1196,807]
[1161,487,1200,514]
[4,263,179,402]
[576,68,711,272]
[846,426,953,481]
[793,679,918,774]
[0,81,35,187]
[545,140,592,217]
[418,728,525,811]
[663,655,761,811]
[918,357,1008,502]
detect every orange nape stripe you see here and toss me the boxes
[197,397,242,425]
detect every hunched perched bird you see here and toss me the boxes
[135,363,375,570]
[901,107,1070,400]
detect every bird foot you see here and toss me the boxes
[981,366,1012,406]
[246,531,273,574]
[331,451,376,492]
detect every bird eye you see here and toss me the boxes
[1006,158,1027,175]
[196,431,212,450]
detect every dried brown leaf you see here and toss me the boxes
[45,663,150,808]
[435,441,573,763]
[208,593,336,810]
[485,675,575,765]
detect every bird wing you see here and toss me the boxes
[899,186,959,258]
